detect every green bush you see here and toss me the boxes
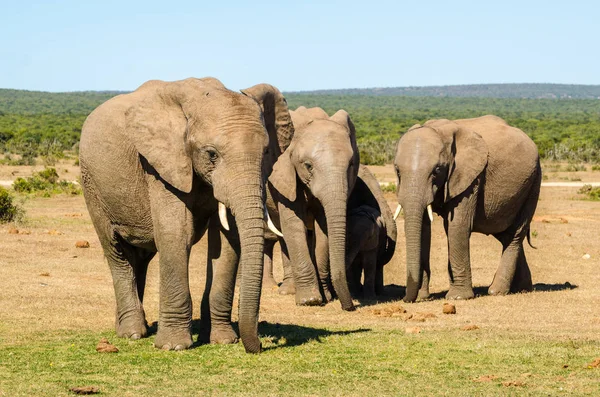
[563,163,586,172]
[578,184,600,201]
[592,165,600,171]
[12,167,81,196]
[0,186,24,223]
[380,182,397,193]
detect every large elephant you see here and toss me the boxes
[204,106,360,346]
[80,78,292,353]
[393,115,541,302]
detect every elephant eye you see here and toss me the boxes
[207,149,219,163]
[433,166,441,175]
[304,161,313,173]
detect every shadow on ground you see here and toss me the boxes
[146,320,370,350]
[356,281,578,306]
[257,321,370,350]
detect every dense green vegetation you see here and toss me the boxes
[1,87,599,165]
[12,167,81,197]
[0,186,23,223]
[293,83,600,99]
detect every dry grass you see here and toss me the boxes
[1,163,600,395]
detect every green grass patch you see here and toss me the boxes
[578,185,600,201]
[1,325,599,396]
[12,167,81,196]
[381,182,397,193]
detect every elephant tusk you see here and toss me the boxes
[265,208,283,237]
[218,202,230,231]
[393,204,402,220]
[427,204,434,222]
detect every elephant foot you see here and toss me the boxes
[278,279,296,295]
[416,288,431,302]
[446,286,475,300]
[154,326,193,351]
[262,276,279,291]
[295,287,323,306]
[116,313,148,340]
[488,279,510,296]
[210,326,239,345]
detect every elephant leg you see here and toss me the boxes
[262,238,278,289]
[417,214,432,301]
[148,182,194,351]
[201,213,240,345]
[278,202,322,306]
[489,232,532,295]
[444,217,475,301]
[103,237,154,340]
[362,249,378,300]
[278,239,296,295]
[314,216,333,302]
[375,262,385,296]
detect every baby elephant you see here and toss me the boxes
[345,204,387,300]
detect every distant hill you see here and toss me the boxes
[287,83,600,99]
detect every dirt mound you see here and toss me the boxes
[443,303,456,314]
[69,386,100,395]
[75,240,90,248]
[372,303,406,317]
[96,338,118,353]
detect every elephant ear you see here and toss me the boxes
[127,83,193,193]
[268,148,296,202]
[240,84,294,154]
[330,109,360,165]
[442,124,489,200]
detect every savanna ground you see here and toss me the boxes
[1,161,599,396]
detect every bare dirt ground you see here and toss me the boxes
[1,163,599,346]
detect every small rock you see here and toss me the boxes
[75,240,90,248]
[96,338,119,353]
[39,272,50,277]
[582,253,591,260]
[405,326,421,334]
[443,303,456,314]
[69,386,100,395]
[8,227,19,234]
[461,324,479,331]
[562,364,569,369]
[47,229,63,235]
[560,218,569,224]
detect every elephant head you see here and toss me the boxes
[127,78,293,352]
[269,107,360,310]
[394,119,488,302]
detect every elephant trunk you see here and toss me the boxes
[228,166,265,353]
[321,177,354,311]
[402,198,426,302]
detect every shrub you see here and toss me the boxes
[563,163,586,172]
[12,167,81,196]
[592,165,600,171]
[578,184,600,201]
[0,186,24,223]
[380,182,397,193]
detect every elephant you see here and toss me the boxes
[345,165,397,299]
[345,204,385,299]
[204,105,360,347]
[79,77,293,353]
[393,115,542,302]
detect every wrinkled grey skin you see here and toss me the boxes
[345,204,385,300]
[268,106,360,311]
[394,115,541,302]
[344,165,397,299]
[199,84,294,345]
[80,78,290,353]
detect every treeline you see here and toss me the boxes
[292,83,600,99]
[1,88,600,165]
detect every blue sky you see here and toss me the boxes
[0,0,598,92]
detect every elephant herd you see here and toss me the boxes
[80,77,541,353]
